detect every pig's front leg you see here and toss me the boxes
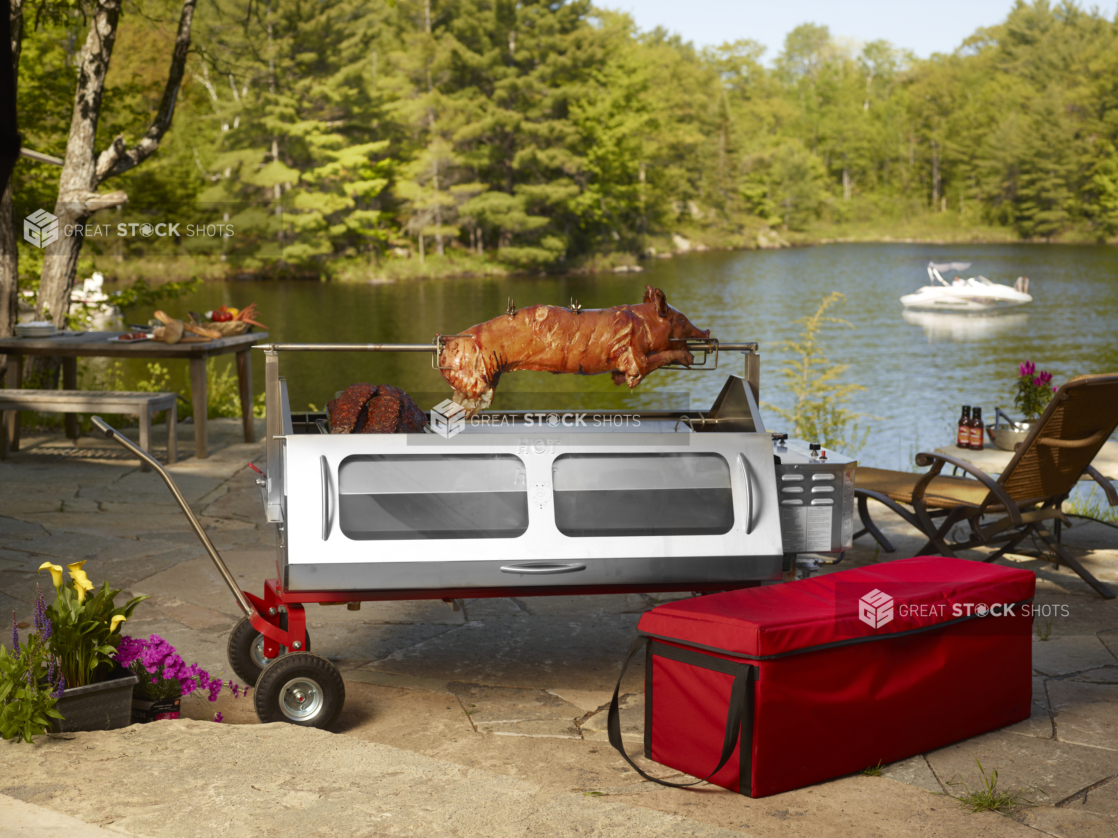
[614,348,694,387]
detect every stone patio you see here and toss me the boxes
[1,420,1116,837]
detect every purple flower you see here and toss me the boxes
[1034,370,1053,387]
[10,610,16,650]
[113,636,144,667]
[33,586,51,644]
[212,712,224,723]
[53,675,66,698]
[1019,360,1036,377]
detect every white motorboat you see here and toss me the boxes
[70,271,123,326]
[900,262,1032,312]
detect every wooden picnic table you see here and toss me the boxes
[0,330,268,459]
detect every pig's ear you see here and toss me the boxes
[643,285,654,303]
[648,287,668,318]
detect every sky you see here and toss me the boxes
[603,0,1118,60]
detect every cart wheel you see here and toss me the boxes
[253,653,344,729]
[227,614,312,686]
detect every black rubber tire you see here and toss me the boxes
[253,653,345,729]
[226,613,311,686]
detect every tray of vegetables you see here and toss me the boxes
[190,303,269,337]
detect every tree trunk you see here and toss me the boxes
[1,0,24,386]
[842,167,851,202]
[0,182,16,351]
[37,0,196,327]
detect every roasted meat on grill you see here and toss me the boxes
[437,286,710,415]
[327,384,428,433]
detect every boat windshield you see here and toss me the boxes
[927,261,975,287]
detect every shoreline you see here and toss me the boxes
[88,227,1115,287]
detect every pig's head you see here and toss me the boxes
[643,286,710,340]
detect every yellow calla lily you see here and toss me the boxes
[67,561,92,590]
[73,575,95,604]
[109,615,127,633]
[38,562,64,590]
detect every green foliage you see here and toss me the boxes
[1062,484,1118,524]
[763,293,872,453]
[862,760,884,777]
[177,359,266,421]
[107,278,203,313]
[0,624,64,744]
[79,359,262,424]
[12,0,1118,287]
[945,759,1034,814]
[38,563,149,688]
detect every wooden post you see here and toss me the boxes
[62,357,78,439]
[236,348,254,443]
[138,402,151,472]
[190,356,208,459]
[4,353,21,452]
[166,399,177,464]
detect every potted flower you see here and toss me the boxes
[1014,361,1057,422]
[989,361,1058,451]
[36,561,148,732]
[115,634,245,723]
[1,595,66,742]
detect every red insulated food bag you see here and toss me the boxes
[607,556,1035,798]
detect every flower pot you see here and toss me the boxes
[51,670,139,733]
[986,421,1035,452]
[131,696,182,723]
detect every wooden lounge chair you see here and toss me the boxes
[854,373,1118,599]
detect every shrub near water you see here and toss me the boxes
[763,292,873,454]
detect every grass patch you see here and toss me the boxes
[945,759,1034,814]
[862,760,884,777]
[333,249,513,282]
[1062,484,1118,524]
[1035,618,1053,641]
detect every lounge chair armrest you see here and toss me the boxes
[1085,465,1118,507]
[1037,429,1107,449]
[912,451,1023,526]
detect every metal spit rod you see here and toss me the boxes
[90,416,254,618]
[256,342,759,352]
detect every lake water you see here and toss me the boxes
[105,242,1118,471]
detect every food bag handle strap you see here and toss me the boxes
[607,636,753,790]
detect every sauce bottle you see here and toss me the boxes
[970,407,985,450]
[957,406,972,449]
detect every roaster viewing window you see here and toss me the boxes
[552,453,734,537]
[338,454,528,540]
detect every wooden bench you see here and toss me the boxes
[0,390,178,468]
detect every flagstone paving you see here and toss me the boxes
[1,419,1116,837]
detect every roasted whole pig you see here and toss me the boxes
[327,384,428,433]
[438,285,710,414]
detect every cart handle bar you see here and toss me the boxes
[254,341,759,353]
[90,416,254,618]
